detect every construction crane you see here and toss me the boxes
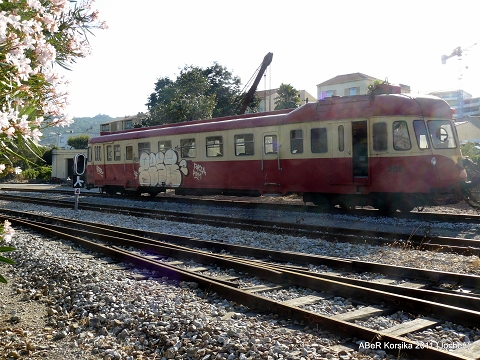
[441,43,477,119]
[238,52,273,115]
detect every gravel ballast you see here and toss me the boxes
[1,193,480,359]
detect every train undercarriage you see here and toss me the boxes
[94,182,464,215]
[303,187,462,214]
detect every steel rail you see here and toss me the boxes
[0,193,479,256]
[2,207,480,290]
[2,211,480,324]
[2,214,477,359]
[3,185,480,223]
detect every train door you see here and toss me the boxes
[93,144,106,186]
[352,121,369,180]
[104,143,114,183]
[331,122,353,184]
[124,143,136,189]
[262,132,282,194]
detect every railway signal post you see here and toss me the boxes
[73,154,86,211]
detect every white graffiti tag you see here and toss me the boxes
[96,165,104,176]
[193,163,206,181]
[138,149,188,187]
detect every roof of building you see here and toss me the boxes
[429,89,473,98]
[317,72,380,87]
[255,88,279,99]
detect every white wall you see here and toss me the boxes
[52,149,87,179]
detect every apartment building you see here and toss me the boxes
[428,90,480,119]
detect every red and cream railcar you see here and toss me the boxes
[86,85,467,212]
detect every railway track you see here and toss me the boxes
[0,192,479,256]
[1,209,480,358]
[2,185,480,224]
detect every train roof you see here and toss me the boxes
[89,92,453,144]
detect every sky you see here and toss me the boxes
[62,0,480,118]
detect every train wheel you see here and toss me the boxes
[375,197,397,215]
[377,204,397,215]
[338,200,353,210]
[148,191,159,197]
[105,187,117,196]
[396,200,413,213]
[377,197,412,214]
[311,194,332,211]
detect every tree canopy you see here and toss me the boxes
[143,63,260,126]
[67,135,91,149]
[367,79,389,94]
[0,0,106,174]
[0,0,105,283]
[274,83,301,110]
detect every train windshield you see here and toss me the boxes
[427,120,457,149]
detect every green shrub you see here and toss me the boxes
[461,142,480,165]
[37,166,52,180]
[22,168,39,180]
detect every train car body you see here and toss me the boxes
[86,85,467,212]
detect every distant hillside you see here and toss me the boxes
[40,114,119,147]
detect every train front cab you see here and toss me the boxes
[301,115,465,213]
[367,116,466,212]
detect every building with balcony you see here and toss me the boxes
[428,90,480,143]
[428,90,480,119]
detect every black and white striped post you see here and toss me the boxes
[73,154,86,211]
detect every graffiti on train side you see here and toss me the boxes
[138,149,188,187]
[95,165,104,176]
[192,163,206,180]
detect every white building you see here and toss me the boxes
[51,149,87,181]
[316,72,410,99]
[428,90,480,143]
[428,90,480,119]
[255,89,316,112]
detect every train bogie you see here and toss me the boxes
[87,86,467,213]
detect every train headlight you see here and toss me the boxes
[431,157,437,166]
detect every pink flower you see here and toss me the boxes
[2,220,15,243]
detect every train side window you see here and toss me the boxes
[311,128,328,153]
[94,146,102,161]
[264,135,277,154]
[87,147,92,162]
[206,136,223,157]
[158,140,172,152]
[373,122,387,151]
[427,120,457,149]
[290,130,303,154]
[180,138,196,158]
[138,142,150,155]
[234,134,254,156]
[106,145,113,161]
[393,121,411,150]
[413,120,430,149]
[114,145,121,161]
[338,125,344,152]
[126,146,133,160]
